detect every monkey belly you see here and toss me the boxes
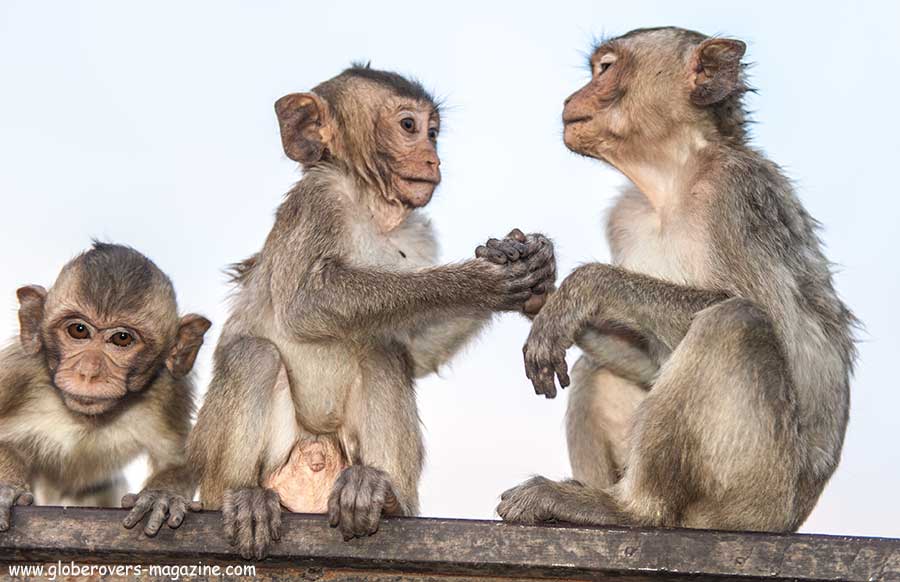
[278,341,362,433]
[264,435,346,513]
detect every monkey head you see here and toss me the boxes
[16,243,211,416]
[275,66,441,220]
[563,27,748,163]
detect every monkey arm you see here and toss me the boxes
[545,263,728,351]
[277,259,511,341]
[523,264,727,398]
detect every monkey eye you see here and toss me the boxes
[427,127,438,141]
[67,323,90,340]
[400,117,416,133]
[110,331,135,348]
[596,53,617,76]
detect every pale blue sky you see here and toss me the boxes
[1,1,897,537]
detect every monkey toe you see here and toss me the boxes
[497,477,556,524]
[506,228,526,242]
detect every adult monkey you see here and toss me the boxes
[0,243,210,534]
[188,65,555,559]
[497,28,855,532]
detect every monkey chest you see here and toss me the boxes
[609,204,709,285]
[23,419,143,489]
[348,212,438,269]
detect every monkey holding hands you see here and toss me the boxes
[498,27,855,533]
[0,243,210,535]
[188,65,556,560]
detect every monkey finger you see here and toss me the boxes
[234,503,254,559]
[488,239,526,261]
[339,478,361,540]
[121,493,138,509]
[555,358,571,389]
[364,475,393,535]
[506,228,526,242]
[536,367,558,399]
[222,492,238,545]
[188,500,203,512]
[252,504,272,560]
[122,495,154,529]
[476,246,507,264]
[143,498,170,536]
[263,490,282,541]
[327,475,346,529]
[15,491,33,506]
[167,497,187,529]
[0,504,11,532]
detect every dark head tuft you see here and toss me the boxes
[74,241,174,317]
[339,64,436,106]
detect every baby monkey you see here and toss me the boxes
[0,242,210,535]
[188,65,555,560]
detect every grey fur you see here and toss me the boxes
[498,27,855,533]
[188,68,556,560]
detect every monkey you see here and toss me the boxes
[497,27,856,533]
[0,242,211,535]
[187,65,556,560]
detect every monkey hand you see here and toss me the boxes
[122,489,202,537]
[476,229,556,315]
[221,487,282,560]
[523,311,573,398]
[476,237,556,313]
[0,483,33,532]
[328,465,400,541]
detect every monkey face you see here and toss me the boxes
[47,313,154,415]
[16,243,211,417]
[376,100,442,208]
[562,45,630,159]
[275,69,442,214]
[564,29,747,163]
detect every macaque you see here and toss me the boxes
[188,65,555,559]
[498,27,855,533]
[0,242,210,535]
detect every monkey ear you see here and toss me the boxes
[275,92,332,164]
[166,314,212,378]
[689,38,747,107]
[16,285,47,355]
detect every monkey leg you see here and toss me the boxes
[566,357,648,489]
[188,336,286,560]
[500,298,801,532]
[328,346,423,540]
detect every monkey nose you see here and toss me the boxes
[78,368,101,381]
[77,357,103,381]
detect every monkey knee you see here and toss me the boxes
[690,298,782,360]
[694,298,770,333]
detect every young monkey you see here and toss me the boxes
[0,243,210,535]
[498,28,855,532]
[188,65,555,559]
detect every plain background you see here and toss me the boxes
[1,2,897,537]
